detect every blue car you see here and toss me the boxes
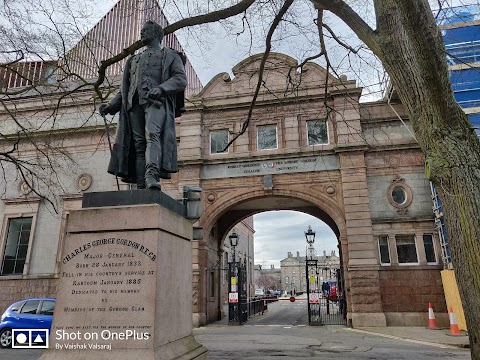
[0,298,55,348]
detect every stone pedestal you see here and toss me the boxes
[39,196,208,360]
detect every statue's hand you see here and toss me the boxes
[147,87,164,101]
[99,103,111,116]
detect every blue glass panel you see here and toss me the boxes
[467,113,480,137]
[443,25,480,45]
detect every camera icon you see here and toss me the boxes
[12,329,49,348]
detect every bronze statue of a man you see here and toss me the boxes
[99,21,187,189]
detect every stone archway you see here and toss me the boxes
[180,52,439,329]
[191,186,385,328]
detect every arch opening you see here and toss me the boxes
[194,192,349,327]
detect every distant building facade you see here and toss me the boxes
[253,264,281,292]
[216,219,255,318]
[280,251,340,293]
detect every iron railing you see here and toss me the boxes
[246,295,278,318]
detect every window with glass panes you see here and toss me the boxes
[306,120,328,145]
[1,217,32,275]
[210,130,229,154]
[20,300,40,314]
[423,234,437,263]
[378,235,391,264]
[257,125,277,150]
[396,234,418,264]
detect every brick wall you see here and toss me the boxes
[0,278,57,312]
[379,269,446,313]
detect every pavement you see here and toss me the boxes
[218,300,470,350]
[354,326,470,349]
[194,323,470,359]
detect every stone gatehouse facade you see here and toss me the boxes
[0,53,446,328]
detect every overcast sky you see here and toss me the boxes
[253,211,338,268]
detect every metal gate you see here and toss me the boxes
[306,260,347,325]
[228,260,248,324]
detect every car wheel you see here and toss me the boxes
[0,328,12,348]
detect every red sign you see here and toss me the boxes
[289,296,295,303]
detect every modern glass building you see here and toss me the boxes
[438,5,480,137]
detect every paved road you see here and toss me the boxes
[194,324,470,360]
[0,301,471,360]
[248,299,308,326]
[196,301,470,360]
[0,348,44,360]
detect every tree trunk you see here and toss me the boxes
[373,0,480,357]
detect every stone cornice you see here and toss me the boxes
[60,194,83,201]
[365,143,421,152]
[329,86,363,97]
[334,144,370,153]
[0,125,106,142]
[371,216,434,224]
[186,92,333,112]
[0,87,104,113]
[3,197,41,205]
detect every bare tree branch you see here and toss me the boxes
[321,23,360,54]
[222,0,295,151]
[310,0,380,54]
[94,0,257,100]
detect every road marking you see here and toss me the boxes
[235,324,308,328]
[346,328,468,350]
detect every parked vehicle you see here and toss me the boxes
[0,298,55,348]
[327,285,338,302]
[254,288,264,296]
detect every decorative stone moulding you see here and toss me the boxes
[325,185,336,196]
[77,173,93,191]
[18,178,33,195]
[387,175,413,214]
[206,193,216,203]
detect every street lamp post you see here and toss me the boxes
[305,225,316,259]
[305,225,320,325]
[229,231,238,264]
[228,231,241,324]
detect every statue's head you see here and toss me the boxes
[141,21,164,45]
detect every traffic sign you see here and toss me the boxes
[309,293,319,303]
[289,296,295,302]
[229,293,238,303]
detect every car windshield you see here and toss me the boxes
[10,301,25,313]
